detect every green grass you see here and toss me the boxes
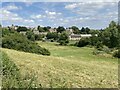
[2,41,118,88]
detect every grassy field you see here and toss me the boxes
[2,41,118,88]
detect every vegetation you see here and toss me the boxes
[76,38,89,47]
[16,26,28,32]
[113,49,120,58]
[46,32,59,41]
[2,51,40,88]
[56,26,65,33]
[71,26,80,34]
[58,32,69,45]
[2,32,50,55]
[26,31,35,41]
[75,21,120,58]
[2,41,118,88]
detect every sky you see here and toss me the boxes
[1,1,119,29]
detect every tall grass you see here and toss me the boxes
[2,51,42,89]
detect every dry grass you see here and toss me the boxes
[1,41,118,88]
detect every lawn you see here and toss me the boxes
[2,41,118,88]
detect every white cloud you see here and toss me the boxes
[2,3,21,11]
[65,3,78,9]
[24,19,34,23]
[1,8,34,24]
[45,10,62,16]
[1,9,22,21]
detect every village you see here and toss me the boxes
[4,24,97,41]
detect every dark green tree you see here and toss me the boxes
[37,26,44,32]
[26,31,35,41]
[71,26,80,34]
[81,27,86,34]
[58,32,69,45]
[56,26,65,33]
[16,26,28,32]
[46,32,58,40]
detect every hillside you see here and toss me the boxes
[2,41,118,88]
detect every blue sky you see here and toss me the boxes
[1,2,118,29]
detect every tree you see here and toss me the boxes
[16,26,28,32]
[85,27,90,34]
[37,26,44,32]
[56,26,65,33]
[71,26,80,34]
[35,34,44,41]
[26,31,35,41]
[58,32,69,45]
[81,27,86,34]
[90,34,99,46]
[46,32,58,40]
[76,38,89,47]
[43,27,48,32]
[101,21,119,48]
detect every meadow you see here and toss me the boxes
[2,41,118,88]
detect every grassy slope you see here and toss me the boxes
[2,41,118,88]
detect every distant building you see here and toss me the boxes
[33,27,40,35]
[49,28,57,33]
[20,31,26,35]
[69,34,81,40]
[69,34,97,40]
[66,28,73,35]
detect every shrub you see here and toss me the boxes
[58,32,69,45]
[95,41,103,51]
[113,49,120,58]
[92,49,103,55]
[2,33,50,55]
[76,38,89,47]
[46,32,58,40]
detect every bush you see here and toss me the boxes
[46,32,58,40]
[58,32,69,45]
[92,49,103,55]
[2,33,50,55]
[95,41,103,51]
[76,38,89,47]
[113,50,120,58]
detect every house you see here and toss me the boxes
[20,31,26,35]
[66,28,73,35]
[33,28,40,35]
[69,34,81,40]
[69,34,97,40]
[49,28,57,33]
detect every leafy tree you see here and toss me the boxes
[58,32,69,45]
[46,32,58,40]
[81,27,86,34]
[37,26,44,32]
[85,27,90,34]
[26,31,35,41]
[71,26,80,34]
[43,27,49,32]
[35,34,44,41]
[89,34,99,46]
[101,21,119,48]
[16,26,28,32]
[76,38,89,47]
[56,26,65,33]
[46,26,51,29]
